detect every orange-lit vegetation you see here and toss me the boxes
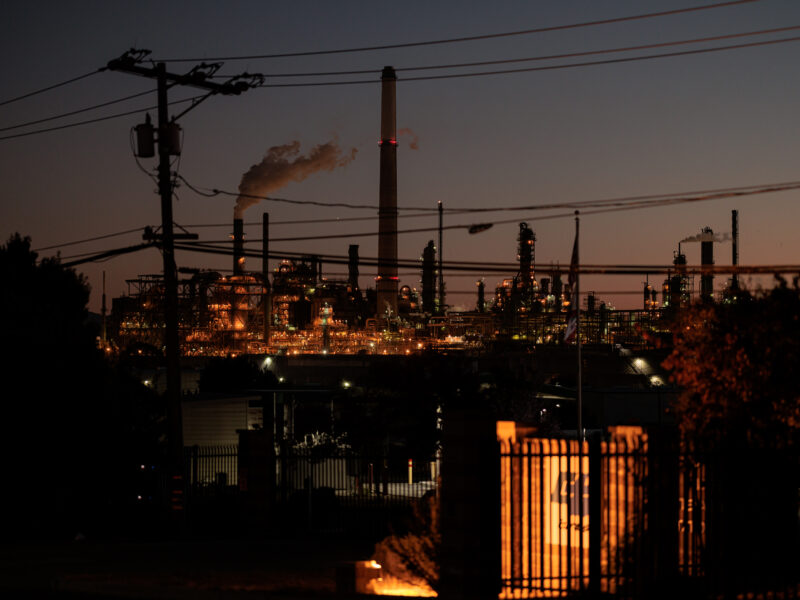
[664,279,800,445]
[365,493,440,597]
[365,564,437,597]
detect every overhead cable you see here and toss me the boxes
[0,69,103,107]
[155,1,758,62]
[178,176,439,211]
[172,242,800,276]
[0,89,154,133]
[34,181,800,252]
[0,95,203,141]
[60,243,155,267]
[34,227,146,252]
[215,24,800,79]
[255,36,800,88]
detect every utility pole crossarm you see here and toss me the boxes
[106,50,263,97]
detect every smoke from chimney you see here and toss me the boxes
[680,231,731,243]
[234,140,357,218]
[398,128,419,150]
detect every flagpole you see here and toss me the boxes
[575,210,582,442]
[575,210,585,585]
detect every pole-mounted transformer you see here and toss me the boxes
[135,113,181,157]
[135,114,155,158]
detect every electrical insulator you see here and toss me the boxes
[164,122,182,156]
[134,114,155,158]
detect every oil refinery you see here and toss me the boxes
[106,64,742,359]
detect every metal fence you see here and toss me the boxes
[499,435,800,599]
[275,451,439,537]
[278,450,439,500]
[184,445,238,495]
[183,444,439,537]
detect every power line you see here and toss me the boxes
[451,180,800,214]
[60,243,155,267]
[0,95,203,141]
[216,24,800,80]
[0,88,153,133]
[254,35,800,88]
[181,212,437,228]
[172,242,800,276]
[36,178,799,254]
[179,176,439,211]
[168,240,751,272]
[185,179,800,216]
[5,22,793,143]
[179,181,800,243]
[33,227,146,252]
[156,0,758,62]
[0,69,102,107]
[56,236,800,276]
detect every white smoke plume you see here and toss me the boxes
[681,231,731,243]
[398,128,419,150]
[235,140,357,218]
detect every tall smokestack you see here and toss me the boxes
[731,210,739,291]
[700,226,714,303]
[377,66,398,321]
[233,217,245,275]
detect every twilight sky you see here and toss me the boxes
[2,0,800,313]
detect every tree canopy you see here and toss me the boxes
[2,234,162,537]
[663,278,800,447]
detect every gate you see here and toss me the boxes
[499,428,800,599]
[499,432,648,597]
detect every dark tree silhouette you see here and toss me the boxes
[2,234,161,538]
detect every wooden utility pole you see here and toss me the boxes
[107,50,261,512]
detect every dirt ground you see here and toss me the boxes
[0,537,374,599]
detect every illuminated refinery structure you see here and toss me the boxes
[109,216,739,357]
[109,64,738,357]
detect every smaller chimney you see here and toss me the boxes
[700,226,714,303]
[233,218,245,275]
[263,213,271,347]
[732,210,739,290]
[422,240,436,314]
[348,245,360,292]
